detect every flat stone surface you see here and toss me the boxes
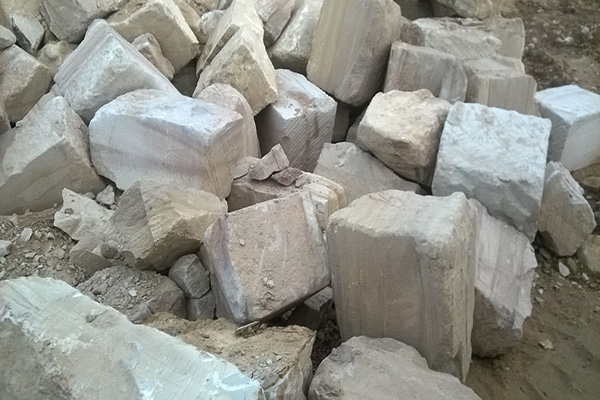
[248,143,290,180]
[53,188,115,241]
[577,235,600,275]
[36,40,77,77]
[11,11,44,54]
[255,0,294,47]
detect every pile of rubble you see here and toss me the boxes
[1,0,600,398]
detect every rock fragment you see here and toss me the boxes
[577,235,600,275]
[95,185,116,207]
[131,33,176,80]
[248,144,290,180]
[54,188,115,241]
[0,24,16,49]
[255,0,294,46]
[169,254,211,299]
[11,11,44,54]
[36,40,77,76]
[0,240,11,257]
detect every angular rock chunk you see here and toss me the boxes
[169,254,211,299]
[187,293,216,320]
[538,162,596,257]
[465,16,525,60]
[36,40,77,76]
[0,45,52,123]
[248,144,289,180]
[385,41,467,103]
[54,188,115,241]
[327,190,476,381]
[202,191,329,324]
[309,337,481,399]
[358,90,451,186]
[111,180,227,272]
[256,69,336,171]
[69,236,116,277]
[307,0,401,106]
[577,235,600,275]
[174,0,203,40]
[536,85,600,171]
[313,142,422,203]
[432,102,551,240]
[89,89,243,198]
[0,96,104,215]
[11,11,44,54]
[433,0,493,18]
[0,277,264,398]
[0,24,16,49]
[54,20,177,123]
[132,33,176,80]
[0,0,43,28]
[255,0,294,46]
[0,99,9,135]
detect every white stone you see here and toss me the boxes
[465,16,525,59]
[36,40,77,77]
[384,41,467,104]
[0,96,104,215]
[535,85,600,171]
[327,190,476,382]
[197,9,223,44]
[313,142,423,203]
[0,0,42,27]
[309,337,481,399]
[558,262,570,277]
[95,185,116,207]
[0,24,16,49]
[174,0,203,41]
[432,0,493,18]
[256,69,336,171]
[538,162,596,256]
[358,90,451,185]
[89,89,244,198]
[248,144,289,180]
[11,11,44,54]
[0,277,264,399]
[255,0,294,46]
[432,102,551,240]
[53,20,177,124]
[131,33,176,80]
[108,0,199,72]
[54,188,115,241]
[0,240,10,257]
[201,191,329,324]
[168,254,211,299]
[307,0,402,106]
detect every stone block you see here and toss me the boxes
[0,0,42,27]
[327,190,476,381]
[53,20,177,124]
[248,144,289,180]
[432,102,551,240]
[256,69,336,171]
[358,90,451,185]
[201,191,329,324]
[169,254,211,299]
[187,292,216,320]
[0,24,16,49]
[89,89,244,198]
[307,0,402,106]
[432,0,493,18]
[54,188,115,241]
[69,236,114,277]
[36,40,77,77]
[131,33,176,80]
[11,11,44,54]
[174,0,203,41]
[535,85,600,171]
[466,16,525,59]
[577,235,600,275]
[255,0,294,46]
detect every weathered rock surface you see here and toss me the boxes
[69,236,118,277]
[536,85,600,171]
[539,162,596,257]
[187,292,216,320]
[95,185,116,207]
[54,188,114,241]
[309,336,481,399]
[0,0,42,28]
[53,20,177,123]
[168,254,211,299]
[0,24,16,49]
[10,11,44,54]
[0,99,9,134]
[131,33,176,80]
[202,191,329,324]
[307,0,402,106]
[0,277,264,398]
[466,16,525,60]
[327,190,476,381]
[89,89,244,198]
[313,142,423,203]
[577,235,600,275]
[0,96,104,215]
[248,143,289,180]
[255,0,294,46]
[432,102,551,240]
[36,40,77,76]
[256,69,337,171]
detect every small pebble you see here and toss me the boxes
[19,228,33,243]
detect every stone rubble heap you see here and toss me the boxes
[1,0,599,398]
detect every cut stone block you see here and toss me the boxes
[535,85,600,171]
[36,40,77,77]
[0,0,42,28]
[131,33,176,80]
[54,188,115,241]
[169,254,211,299]
[313,142,423,203]
[248,144,289,180]
[472,201,537,358]
[187,292,216,320]
[384,41,467,104]
[108,0,199,72]
[89,89,244,198]
[195,25,278,115]
[0,96,104,215]
[111,180,227,272]
[53,20,177,124]
[309,337,481,399]
[256,69,337,171]
[255,0,294,46]
[0,45,52,123]
[201,191,329,324]
[358,90,451,185]
[432,102,551,240]
[11,11,44,54]
[0,24,16,49]
[307,0,402,106]
[577,235,600,275]
[327,190,476,382]
[268,0,323,74]
[432,0,493,18]
[539,162,596,257]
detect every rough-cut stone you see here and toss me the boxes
[539,162,596,257]
[358,90,451,185]
[111,180,227,272]
[577,235,600,275]
[0,96,104,215]
[174,0,203,41]
[384,41,467,104]
[313,142,423,203]
[268,0,323,74]
[536,85,600,171]
[0,24,16,49]
[195,25,278,115]
[432,102,551,240]
[327,190,476,381]
[0,277,264,398]
[0,45,52,123]
[287,287,333,331]
[0,0,42,27]
[108,0,199,72]
[256,69,337,171]
[465,16,525,59]
[54,188,115,241]
[69,236,115,277]
[89,89,244,198]
[36,40,77,76]
[0,239,11,257]
[54,20,177,124]
[95,185,116,207]
[202,191,329,324]
[472,202,537,358]
[197,9,223,44]
[309,337,481,399]
[307,0,401,106]
[131,33,176,80]
[255,0,294,46]
[248,144,290,180]
[187,292,216,320]
[195,82,261,158]
[11,11,44,54]
[169,254,211,299]
[0,99,9,135]
[433,0,493,18]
